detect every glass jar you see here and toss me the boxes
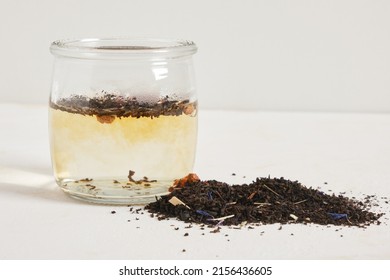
[49,38,198,204]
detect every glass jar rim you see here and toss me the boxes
[50,37,197,60]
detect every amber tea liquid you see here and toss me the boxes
[49,98,197,204]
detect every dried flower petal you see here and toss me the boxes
[196,210,214,218]
[168,196,191,209]
[328,213,348,220]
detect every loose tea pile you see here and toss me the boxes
[50,93,197,121]
[146,174,384,227]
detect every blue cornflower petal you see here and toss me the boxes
[196,210,214,218]
[327,213,348,220]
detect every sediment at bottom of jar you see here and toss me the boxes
[57,178,172,205]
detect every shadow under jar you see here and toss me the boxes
[49,38,198,204]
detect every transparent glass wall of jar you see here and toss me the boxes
[49,38,198,204]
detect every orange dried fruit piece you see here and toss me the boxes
[96,115,115,124]
[169,173,200,192]
[183,104,194,115]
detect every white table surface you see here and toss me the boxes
[0,103,389,260]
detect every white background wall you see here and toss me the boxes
[0,0,389,112]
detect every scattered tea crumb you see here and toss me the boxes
[184,233,189,237]
[111,211,116,214]
[128,170,135,182]
[86,184,96,190]
[210,227,221,233]
[80,178,93,182]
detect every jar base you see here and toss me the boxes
[58,179,171,205]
